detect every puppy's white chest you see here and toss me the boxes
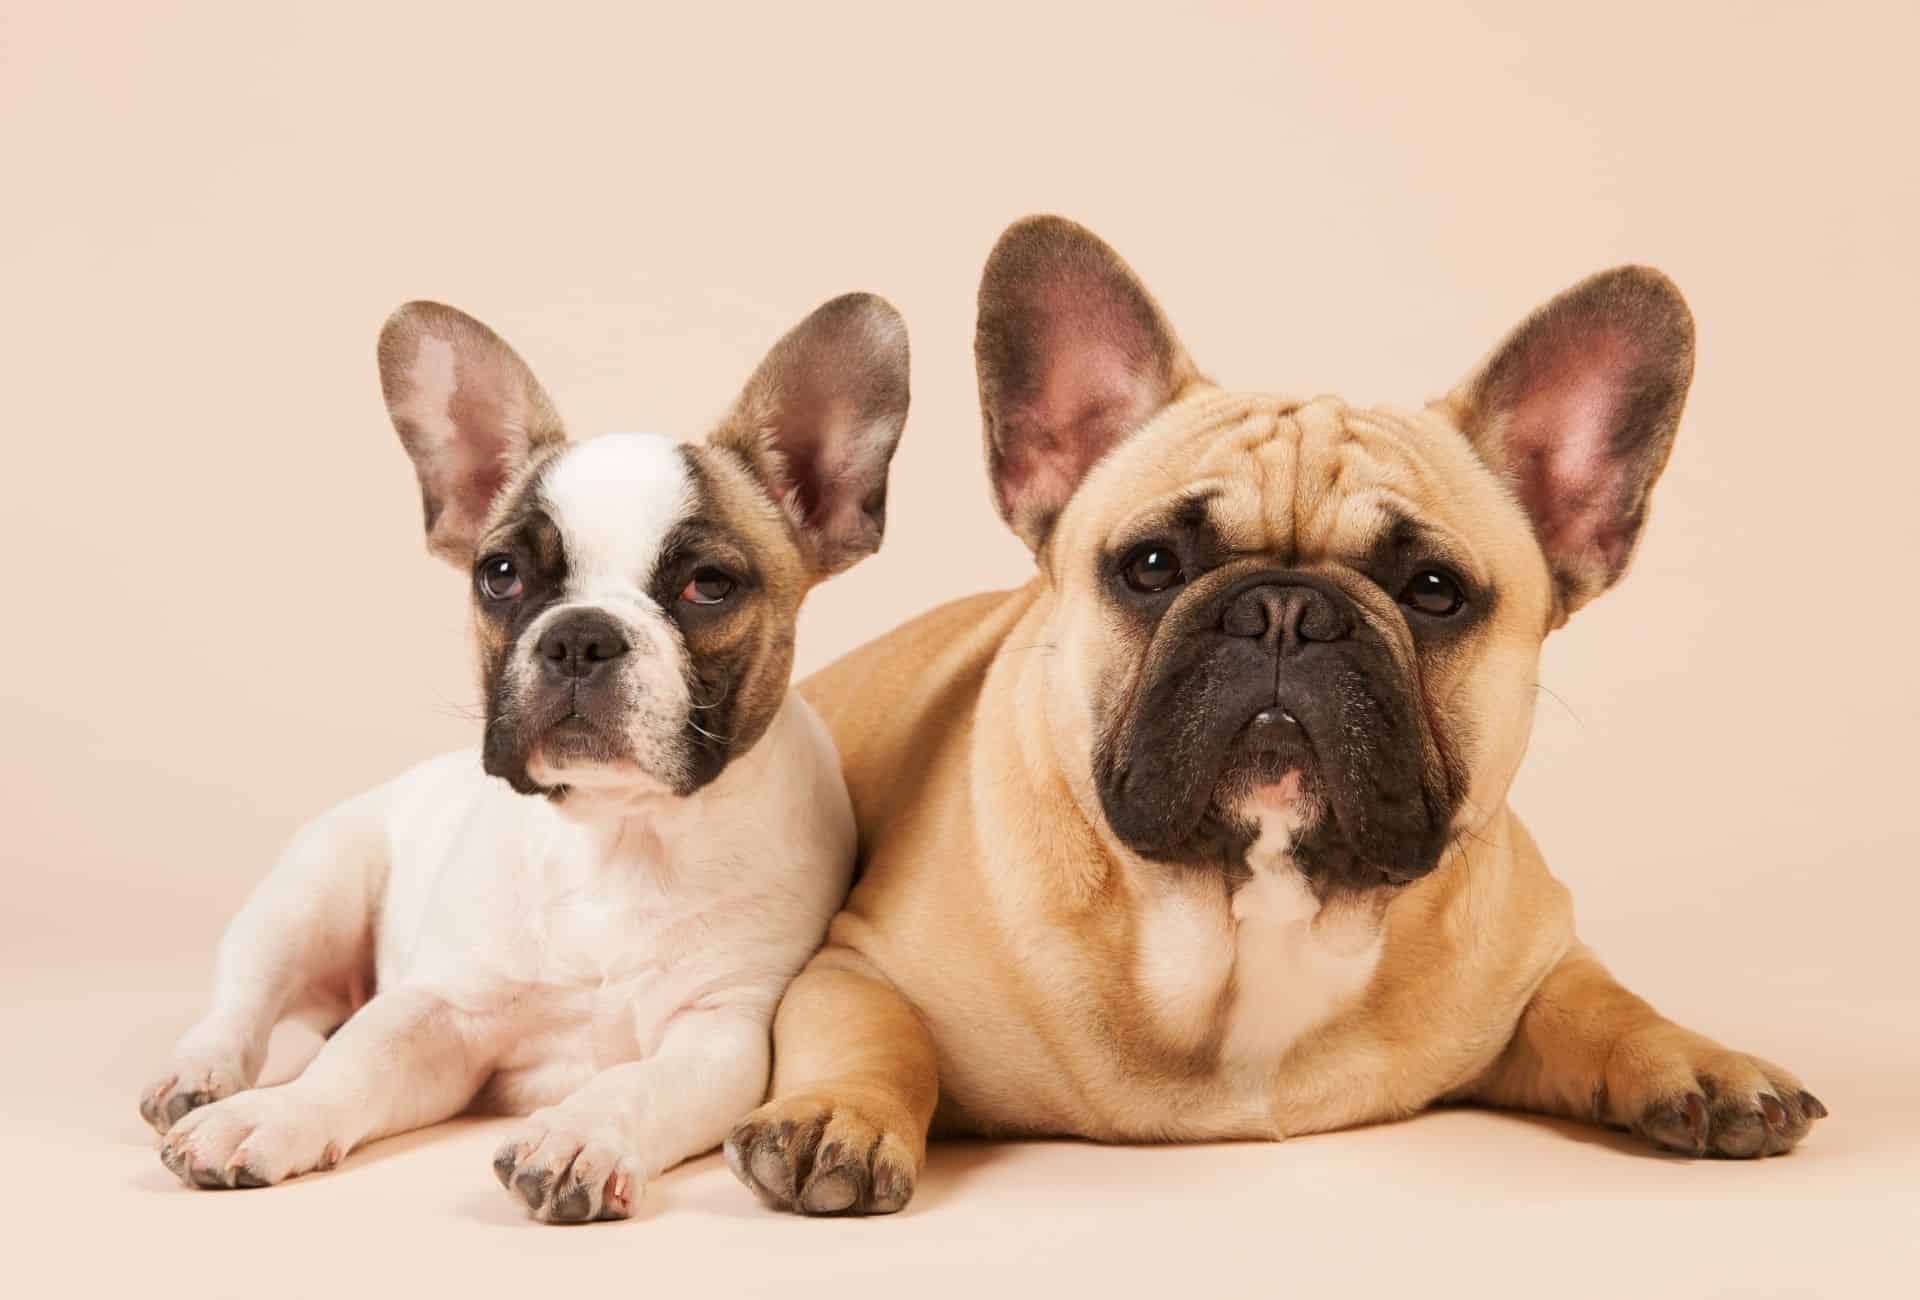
[1134,832,1382,1069]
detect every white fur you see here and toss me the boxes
[1134,798,1383,1073]
[521,433,699,790]
[148,698,851,1217]
[540,433,692,600]
[144,432,855,1221]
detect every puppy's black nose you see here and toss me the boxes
[1221,581,1351,650]
[538,611,630,683]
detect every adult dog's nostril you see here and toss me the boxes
[537,611,630,681]
[1221,582,1351,649]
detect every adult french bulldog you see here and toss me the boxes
[726,216,1825,1216]
[140,292,910,1220]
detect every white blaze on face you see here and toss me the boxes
[522,433,699,788]
[541,433,694,604]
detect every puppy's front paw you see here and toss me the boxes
[725,1094,918,1215]
[139,1057,246,1135]
[158,1090,344,1188]
[1607,1027,1827,1158]
[492,1115,638,1223]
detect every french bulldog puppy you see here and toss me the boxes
[140,292,910,1221]
[726,217,1825,1216]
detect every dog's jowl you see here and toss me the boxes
[140,293,910,1220]
[726,217,1824,1217]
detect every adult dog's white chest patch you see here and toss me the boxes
[1133,811,1384,1067]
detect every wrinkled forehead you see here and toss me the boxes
[1065,391,1525,570]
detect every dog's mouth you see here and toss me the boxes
[1099,672,1449,892]
[483,682,639,797]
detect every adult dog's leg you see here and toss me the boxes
[1471,943,1827,1157]
[158,987,493,1188]
[490,1008,771,1222]
[725,948,939,1215]
[139,793,384,1134]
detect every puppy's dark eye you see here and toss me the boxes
[1399,569,1465,617]
[1122,543,1185,594]
[680,567,736,606]
[478,554,522,601]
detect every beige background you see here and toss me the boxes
[4,2,1916,1295]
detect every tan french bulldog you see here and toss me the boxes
[724,216,1825,1216]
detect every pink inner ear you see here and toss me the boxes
[1503,329,1640,578]
[999,288,1164,528]
[1009,345,1150,497]
[419,353,517,540]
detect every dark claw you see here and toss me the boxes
[1800,1091,1829,1120]
[1682,1092,1710,1148]
[1759,1094,1786,1128]
[492,1146,519,1190]
[165,1091,203,1125]
[868,1159,914,1214]
[512,1165,550,1211]
[550,1181,592,1222]
[232,1165,269,1189]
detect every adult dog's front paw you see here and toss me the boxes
[491,1114,638,1223]
[1607,1026,1827,1158]
[725,1093,918,1215]
[158,1090,345,1188]
[139,1056,247,1135]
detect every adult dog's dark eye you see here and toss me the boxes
[1122,544,1185,594]
[477,554,522,601]
[680,567,736,606]
[1400,569,1465,617]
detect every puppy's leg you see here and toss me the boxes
[139,795,383,1134]
[158,987,492,1188]
[1471,943,1827,1157]
[724,948,938,1216]
[490,1007,769,1223]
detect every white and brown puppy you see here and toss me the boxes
[139,292,909,1221]
[726,217,1825,1216]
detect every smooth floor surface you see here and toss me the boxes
[11,948,1914,1299]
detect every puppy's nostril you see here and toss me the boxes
[537,612,631,678]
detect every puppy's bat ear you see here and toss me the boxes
[1442,267,1695,620]
[975,215,1204,554]
[378,302,566,565]
[709,293,911,579]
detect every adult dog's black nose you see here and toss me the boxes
[538,611,629,683]
[1221,578,1352,651]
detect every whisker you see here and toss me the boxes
[1534,681,1583,727]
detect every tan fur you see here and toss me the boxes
[677,443,814,757]
[730,225,1821,1216]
